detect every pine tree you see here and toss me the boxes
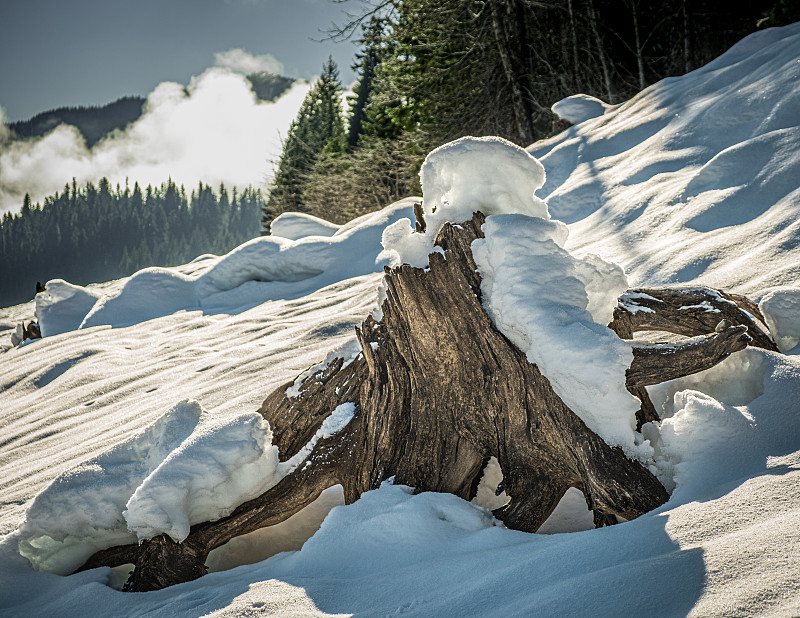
[0,180,266,307]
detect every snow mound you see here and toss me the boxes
[759,287,800,353]
[421,136,549,223]
[381,136,548,268]
[40,199,417,332]
[643,347,800,499]
[80,267,197,330]
[269,212,341,240]
[197,236,325,293]
[16,395,360,573]
[17,400,204,574]
[292,483,500,575]
[530,22,800,295]
[551,94,610,124]
[124,412,280,543]
[9,323,25,346]
[35,280,100,337]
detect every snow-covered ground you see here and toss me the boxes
[1,22,800,618]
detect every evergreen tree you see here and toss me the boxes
[292,0,788,225]
[346,16,389,150]
[0,180,263,308]
[263,57,345,232]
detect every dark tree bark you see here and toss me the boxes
[76,212,764,591]
[609,287,777,351]
[608,286,774,428]
[586,0,615,103]
[489,0,536,144]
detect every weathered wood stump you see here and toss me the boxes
[76,212,761,591]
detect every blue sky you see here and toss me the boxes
[0,0,361,122]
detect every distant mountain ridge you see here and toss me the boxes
[8,97,145,148]
[246,71,295,102]
[5,72,295,148]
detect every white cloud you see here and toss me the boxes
[0,67,309,216]
[214,49,285,76]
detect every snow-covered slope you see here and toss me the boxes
[1,23,800,618]
[531,23,800,298]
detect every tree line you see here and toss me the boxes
[263,0,800,230]
[0,180,262,307]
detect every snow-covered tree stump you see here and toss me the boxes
[76,212,757,591]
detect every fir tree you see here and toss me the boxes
[0,179,263,307]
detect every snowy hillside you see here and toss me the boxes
[1,23,800,617]
[532,24,800,297]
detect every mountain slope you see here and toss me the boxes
[7,97,146,148]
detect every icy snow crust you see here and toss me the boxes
[1,23,800,618]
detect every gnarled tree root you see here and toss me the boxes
[609,285,773,427]
[610,286,777,351]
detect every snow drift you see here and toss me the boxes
[17,401,206,574]
[551,94,610,124]
[532,23,800,299]
[35,199,416,332]
[268,212,341,240]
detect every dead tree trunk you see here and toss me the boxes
[76,213,759,591]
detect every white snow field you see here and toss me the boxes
[1,22,800,618]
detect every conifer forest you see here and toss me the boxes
[2,0,798,307]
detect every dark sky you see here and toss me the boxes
[0,0,361,122]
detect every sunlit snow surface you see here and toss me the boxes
[1,23,800,618]
[531,24,800,298]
